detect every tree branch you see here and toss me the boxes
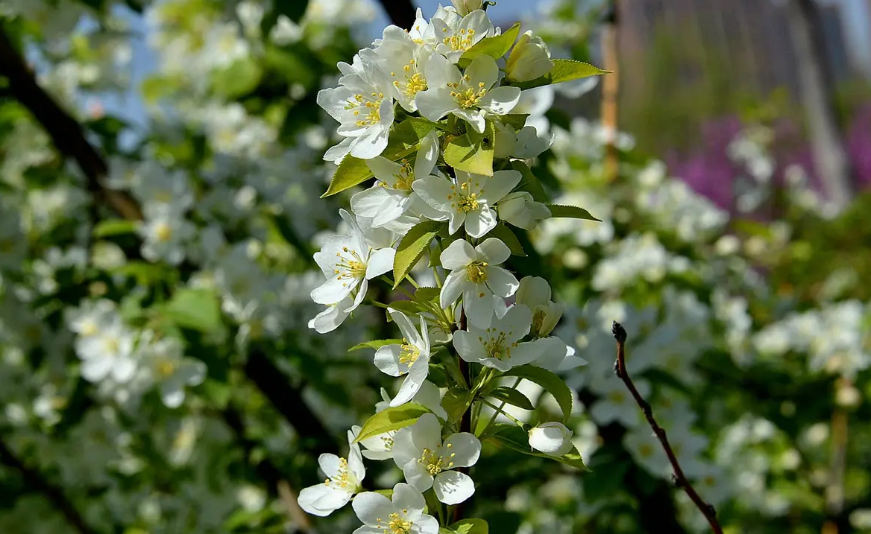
[0,27,142,220]
[375,0,417,30]
[611,322,724,534]
[0,436,100,534]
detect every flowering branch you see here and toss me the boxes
[611,322,724,534]
[0,437,99,534]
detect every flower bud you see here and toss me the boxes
[451,0,484,16]
[506,31,553,82]
[528,422,573,456]
[515,276,563,335]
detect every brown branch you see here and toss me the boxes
[0,27,142,220]
[611,322,724,534]
[0,436,100,534]
[375,0,417,30]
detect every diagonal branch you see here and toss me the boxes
[0,436,100,534]
[0,27,142,220]
[375,0,417,30]
[611,322,724,534]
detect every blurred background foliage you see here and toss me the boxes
[1,0,871,533]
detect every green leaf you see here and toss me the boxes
[322,122,424,197]
[511,161,549,203]
[459,22,521,68]
[93,219,138,238]
[348,339,401,352]
[444,121,496,176]
[510,59,608,90]
[502,365,573,422]
[211,58,263,99]
[354,403,431,443]
[112,262,171,286]
[393,221,444,287]
[489,223,526,256]
[165,288,224,335]
[500,114,529,130]
[486,424,587,470]
[386,300,427,317]
[546,204,600,221]
[414,287,441,303]
[488,386,534,410]
[442,387,470,423]
[444,518,489,534]
[373,489,394,499]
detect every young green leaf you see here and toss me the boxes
[444,518,489,534]
[165,288,224,335]
[93,219,138,238]
[353,403,431,443]
[489,223,526,256]
[348,339,402,352]
[444,122,496,176]
[442,387,471,424]
[414,287,441,303]
[546,204,601,221]
[502,365,573,421]
[488,386,534,410]
[509,59,608,91]
[393,221,444,287]
[459,22,521,67]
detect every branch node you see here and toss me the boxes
[611,321,627,342]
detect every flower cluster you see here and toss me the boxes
[300,3,600,529]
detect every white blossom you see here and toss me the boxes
[528,422,573,456]
[453,304,542,371]
[298,430,366,516]
[351,483,439,534]
[374,310,432,407]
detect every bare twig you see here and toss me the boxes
[0,436,100,534]
[375,0,417,30]
[0,27,142,220]
[611,322,724,534]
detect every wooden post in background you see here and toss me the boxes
[601,0,621,182]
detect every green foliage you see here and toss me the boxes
[502,365,573,422]
[393,221,444,287]
[485,424,586,470]
[487,386,534,410]
[348,339,403,352]
[489,223,526,256]
[509,59,608,90]
[440,518,489,534]
[164,288,224,335]
[458,22,521,68]
[354,403,432,443]
[444,121,496,176]
[545,204,600,221]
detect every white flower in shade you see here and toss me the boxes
[497,192,551,230]
[513,126,554,159]
[515,276,563,337]
[143,335,206,408]
[308,295,355,334]
[438,238,519,328]
[352,483,439,534]
[351,131,439,228]
[453,304,542,371]
[311,210,395,310]
[375,26,433,112]
[532,337,586,372]
[414,169,521,238]
[139,205,196,266]
[317,53,395,160]
[589,378,650,427]
[415,54,520,133]
[374,310,432,407]
[505,31,553,82]
[392,413,481,504]
[528,422,573,457]
[298,430,366,517]
[432,9,493,63]
[75,318,139,384]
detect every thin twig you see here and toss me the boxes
[611,322,724,534]
[375,0,417,30]
[0,436,100,534]
[0,27,142,220]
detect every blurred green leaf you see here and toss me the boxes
[211,58,263,99]
[93,219,138,238]
[165,288,224,335]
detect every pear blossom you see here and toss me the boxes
[392,414,481,504]
[142,335,206,408]
[308,295,355,334]
[311,210,395,311]
[415,54,520,133]
[513,125,554,159]
[352,483,439,534]
[505,31,553,82]
[139,205,196,265]
[317,53,395,160]
[374,26,433,112]
[298,430,365,517]
[438,238,519,328]
[374,310,432,407]
[350,131,439,227]
[450,0,483,16]
[497,191,551,230]
[414,169,522,238]
[515,276,563,337]
[453,304,542,371]
[432,9,493,63]
[528,422,574,457]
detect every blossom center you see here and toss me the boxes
[391,61,427,99]
[103,336,120,354]
[334,247,367,283]
[449,79,488,109]
[347,92,384,128]
[480,328,518,360]
[156,359,176,378]
[443,28,477,52]
[324,457,355,490]
[80,320,99,337]
[381,160,415,192]
[466,262,488,283]
[155,222,173,242]
[377,512,413,534]
[398,340,420,366]
[608,391,626,404]
[418,445,455,476]
[638,443,654,458]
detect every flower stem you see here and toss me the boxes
[480,398,525,428]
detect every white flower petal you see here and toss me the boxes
[480,170,522,204]
[374,344,404,377]
[485,266,519,298]
[453,330,488,364]
[411,413,442,451]
[479,86,521,115]
[433,471,475,504]
[403,459,435,492]
[352,492,394,526]
[440,271,467,309]
[440,239,477,270]
[463,286,495,328]
[311,275,356,305]
[442,433,481,467]
[365,247,396,279]
[464,206,496,238]
[475,238,511,264]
